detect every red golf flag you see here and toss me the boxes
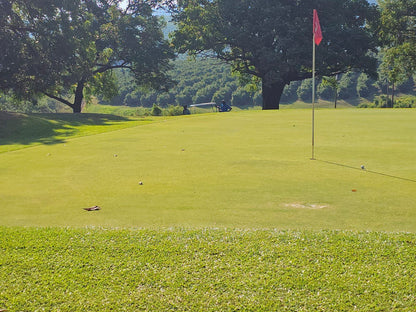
[313,9,322,46]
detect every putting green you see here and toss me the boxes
[0,109,415,231]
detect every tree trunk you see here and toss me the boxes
[43,79,85,113]
[261,79,285,110]
[72,80,85,113]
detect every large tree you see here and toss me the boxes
[0,0,175,113]
[378,0,416,104]
[172,0,379,110]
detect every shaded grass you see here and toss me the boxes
[1,227,416,311]
[0,112,154,153]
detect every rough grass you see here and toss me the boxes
[1,227,416,311]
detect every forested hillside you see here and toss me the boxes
[101,58,261,108]
[98,57,415,109]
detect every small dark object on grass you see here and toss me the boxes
[83,205,101,211]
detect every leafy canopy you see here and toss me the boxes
[172,0,379,109]
[0,0,175,112]
[378,0,416,82]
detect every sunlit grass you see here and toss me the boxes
[0,109,415,231]
[1,227,416,311]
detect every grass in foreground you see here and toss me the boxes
[1,227,415,311]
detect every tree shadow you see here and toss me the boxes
[0,111,132,148]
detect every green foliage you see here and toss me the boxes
[85,71,119,103]
[338,72,358,99]
[361,94,416,108]
[394,95,416,108]
[397,76,415,94]
[317,82,333,101]
[359,95,391,108]
[0,0,175,112]
[102,58,242,108]
[359,94,416,108]
[356,73,375,98]
[378,48,411,95]
[163,104,183,116]
[378,0,416,78]
[1,227,416,311]
[358,101,377,108]
[97,59,415,110]
[231,87,255,107]
[151,104,162,116]
[297,79,313,102]
[172,0,379,109]
[318,76,339,101]
[0,92,71,113]
[378,95,392,108]
[281,81,300,103]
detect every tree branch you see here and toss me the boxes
[43,92,74,108]
[92,62,132,75]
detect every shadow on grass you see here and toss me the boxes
[316,159,416,183]
[0,111,132,148]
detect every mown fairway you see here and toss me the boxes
[0,109,415,231]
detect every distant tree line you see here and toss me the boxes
[96,57,415,109]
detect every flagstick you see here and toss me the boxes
[311,32,316,160]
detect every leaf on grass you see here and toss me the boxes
[83,205,101,211]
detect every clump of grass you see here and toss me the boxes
[1,227,416,311]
